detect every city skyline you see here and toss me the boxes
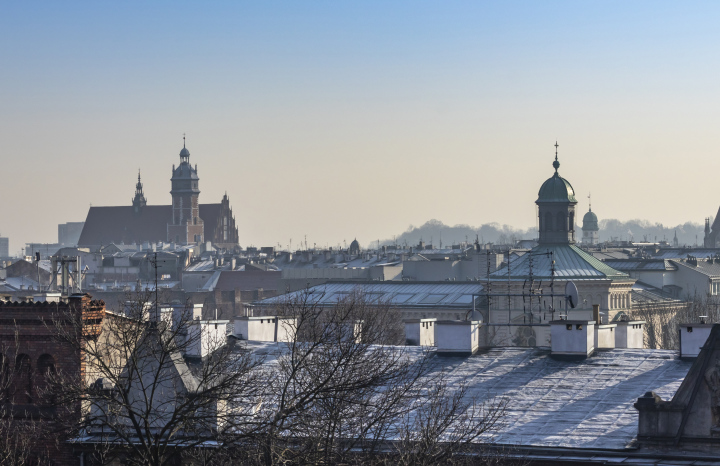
[3,1,720,250]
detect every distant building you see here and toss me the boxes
[78,140,239,250]
[581,199,599,245]
[58,221,85,246]
[488,145,634,347]
[705,211,720,247]
[0,237,8,258]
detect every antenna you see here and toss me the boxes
[565,281,579,309]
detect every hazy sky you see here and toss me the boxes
[2,1,720,253]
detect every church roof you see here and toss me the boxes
[711,205,720,232]
[78,204,224,248]
[490,244,631,281]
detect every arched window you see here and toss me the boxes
[37,354,56,405]
[557,212,566,231]
[568,212,575,231]
[545,212,553,231]
[14,354,32,404]
[37,354,55,376]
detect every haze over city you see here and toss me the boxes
[3,1,720,252]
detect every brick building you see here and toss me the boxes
[0,293,106,465]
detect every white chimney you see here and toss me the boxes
[404,318,436,346]
[595,323,617,350]
[435,320,481,355]
[679,323,714,359]
[186,320,229,358]
[550,320,595,358]
[615,320,645,349]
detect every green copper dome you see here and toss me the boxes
[537,173,577,203]
[582,209,599,231]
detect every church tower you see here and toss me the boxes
[168,138,204,244]
[536,143,577,244]
[581,194,599,245]
[132,170,147,214]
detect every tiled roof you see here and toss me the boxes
[491,244,630,281]
[78,204,224,247]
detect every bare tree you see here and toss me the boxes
[47,292,266,466]
[47,290,507,465]
[246,289,507,465]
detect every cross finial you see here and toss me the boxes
[183,133,186,148]
[588,192,591,211]
[552,141,560,173]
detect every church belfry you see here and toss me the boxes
[168,137,204,244]
[536,142,578,245]
[132,170,147,214]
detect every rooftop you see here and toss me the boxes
[491,244,630,281]
[255,281,484,308]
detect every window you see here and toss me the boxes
[557,212,566,232]
[545,212,553,231]
[37,354,55,376]
[14,354,32,403]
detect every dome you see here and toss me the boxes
[180,147,190,158]
[349,239,360,253]
[582,209,599,231]
[537,173,577,203]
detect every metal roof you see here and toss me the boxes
[603,259,677,272]
[672,258,720,277]
[255,281,484,308]
[490,244,630,281]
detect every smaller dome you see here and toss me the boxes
[582,209,599,231]
[537,174,577,203]
[180,147,190,158]
[349,239,360,253]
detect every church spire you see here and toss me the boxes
[132,169,147,212]
[553,141,560,174]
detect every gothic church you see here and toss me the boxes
[78,141,239,250]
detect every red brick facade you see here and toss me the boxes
[0,294,106,466]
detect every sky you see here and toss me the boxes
[2,1,720,253]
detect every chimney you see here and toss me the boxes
[404,318,436,346]
[550,319,596,358]
[679,322,714,359]
[615,320,645,349]
[435,320,481,355]
[186,319,229,358]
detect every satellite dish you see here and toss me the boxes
[565,281,579,309]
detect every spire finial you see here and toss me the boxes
[138,168,141,183]
[588,192,591,211]
[552,141,560,173]
[183,133,186,148]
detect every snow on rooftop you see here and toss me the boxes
[231,343,689,450]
